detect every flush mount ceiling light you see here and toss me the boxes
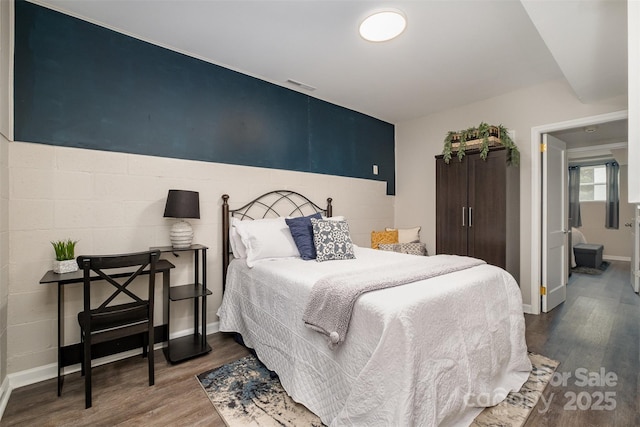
[584,126,598,133]
[359,10,407,42]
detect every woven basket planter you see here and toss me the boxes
[450,125,501,152]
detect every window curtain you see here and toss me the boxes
[605,161,619,229]
[568,166,582,228]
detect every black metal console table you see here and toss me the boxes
[151,244,212,363]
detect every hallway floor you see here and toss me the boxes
[524,260,639,426]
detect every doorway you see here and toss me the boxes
[530,110,629,315]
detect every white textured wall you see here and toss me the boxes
[394,79,627,307]
[1,135,8,383]
[7,141,394,374]
[577,165,635,259]
[0,0,13,390]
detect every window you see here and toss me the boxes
[579,165,606,201]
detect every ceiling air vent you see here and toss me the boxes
[287,79,316,91]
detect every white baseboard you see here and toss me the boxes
[0,321,220,419]
[603,255,631,262]
[522,303,536,315]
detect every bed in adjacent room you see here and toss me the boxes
[217,190,531,426]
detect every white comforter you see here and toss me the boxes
[217,247,531,426]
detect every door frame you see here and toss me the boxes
[529,110,628,315]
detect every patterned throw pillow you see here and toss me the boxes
[378,242,428,256]
[371,230,399,249]
[310,218,355,262]
[400,243,428,256]
[377,243,398,252]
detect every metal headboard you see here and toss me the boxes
[221,190,333,289]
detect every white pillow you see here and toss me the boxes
[386,226,421,243]
[229,218,247,259]
[322,215,345,221]
[234,217,300,267]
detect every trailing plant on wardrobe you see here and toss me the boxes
[442,122,520,166]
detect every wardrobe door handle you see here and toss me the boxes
[469,207,473,227]
[462,207,466,227]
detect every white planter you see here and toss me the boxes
[53,259,78,274]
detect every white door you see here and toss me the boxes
[631,205,639,293]
[542,134,568,312]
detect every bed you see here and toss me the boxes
[217,191,531,426]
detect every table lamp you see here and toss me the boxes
[163,189,200,248]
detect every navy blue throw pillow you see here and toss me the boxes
[285,212,322,260]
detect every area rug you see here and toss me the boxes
[469,352,559,426]
[196,352,558,427]
[571,260,610,275]
[196,355,323,426]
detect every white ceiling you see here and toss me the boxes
[551,118,628,165]
[551,119,628,149]
[33,0,628,124]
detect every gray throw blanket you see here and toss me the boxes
[303,255,486,349]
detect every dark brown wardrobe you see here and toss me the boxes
[435,147,520,282]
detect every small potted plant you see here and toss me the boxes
[51,239,79,274]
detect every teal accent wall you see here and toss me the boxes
[14,1,395,194]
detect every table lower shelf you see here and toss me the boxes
[163,333,211,364]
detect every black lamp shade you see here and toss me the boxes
[163,190,200,219]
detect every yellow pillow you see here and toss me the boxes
[371,229,399,249]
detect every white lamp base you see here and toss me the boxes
[170,220,194,248]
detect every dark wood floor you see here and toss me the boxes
[1,333,250,426]
[525,260,640,427]
[2,260,638,426]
